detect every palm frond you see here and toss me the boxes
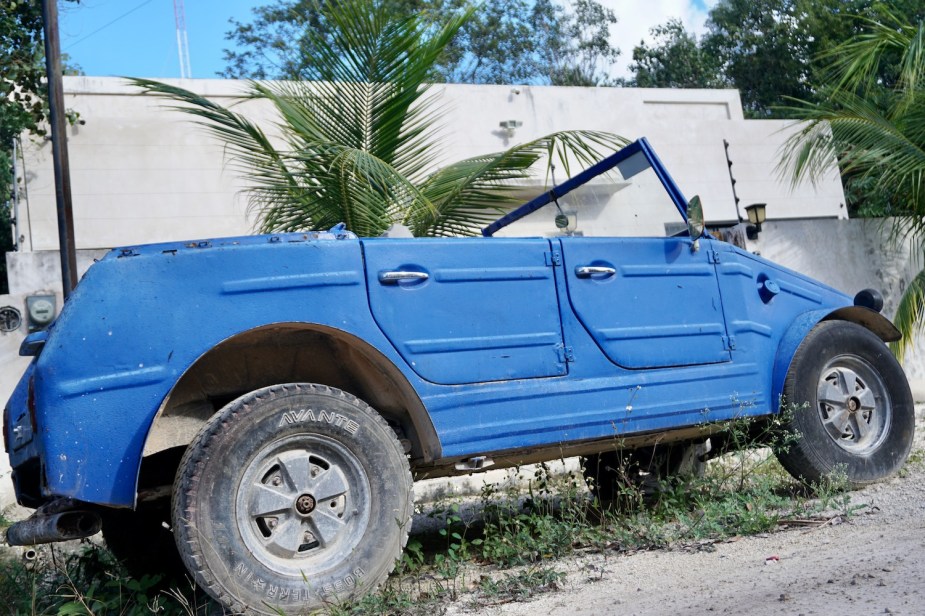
[130,2,628,240]
[273,1,471,182]
[890,266,925,362]
[414,131,628,237]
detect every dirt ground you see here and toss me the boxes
[445,415,925,616]
[2,418,923,616]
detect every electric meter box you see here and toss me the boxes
[26,294,57,332]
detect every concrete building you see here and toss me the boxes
[11,77,846,255]
[0,77,884,508]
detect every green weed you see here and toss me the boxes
[899,446,925,478]
[0,542,209,616]
[472,566,565,605]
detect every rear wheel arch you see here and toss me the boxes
[137,323,437,499]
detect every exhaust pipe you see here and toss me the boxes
[5,510,101,546]
[22,548,38,570]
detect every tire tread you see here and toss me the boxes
[172,383,413,614]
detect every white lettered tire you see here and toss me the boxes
[172,383,413,614]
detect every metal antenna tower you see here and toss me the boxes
[173,0,192,78]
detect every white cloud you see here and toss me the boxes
[590,0,719,78]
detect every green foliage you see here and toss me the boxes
[221,0,621,86]
[1,0,48,294]
[630,1,925,121]
[134,0,626,237]
[780,11,925,358]
[702,0,812,118]
[473,566,564,603]
[1,0,81,293]
[528,0,621,86]
[0,543,210,615]
[628,19,720,89]
[478,463,603,567]
[1,1,48,142]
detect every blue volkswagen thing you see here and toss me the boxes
[3,139,914,613]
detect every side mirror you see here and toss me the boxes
[687,196,705,252]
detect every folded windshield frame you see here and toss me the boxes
[481,137,692,237]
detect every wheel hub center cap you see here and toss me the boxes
[847,397,860,412]
[295,494,316,515]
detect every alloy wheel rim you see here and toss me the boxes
[235,434,370,575]
[815,355,890,454]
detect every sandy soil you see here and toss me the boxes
[3,419,923,616]
[446,414,925,616]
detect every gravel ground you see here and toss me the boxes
[3,413,923,616]
[445,410,925,616]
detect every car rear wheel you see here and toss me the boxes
[172,383,413,615]
[775,320,914,487]
[583,443,704,504]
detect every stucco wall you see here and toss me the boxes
[13,77,846,253]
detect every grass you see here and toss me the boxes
[0,540,212,616]
[3,411,911,615]
[333,436,867,614]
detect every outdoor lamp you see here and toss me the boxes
[745,203,767,230]
[744,202,767,239]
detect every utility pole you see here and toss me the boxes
[41,0,78,297]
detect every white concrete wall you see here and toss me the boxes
[0,298,32,511]
[13,77,846,253]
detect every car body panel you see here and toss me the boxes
[2,139,868,511]
[363,237,566,384]
[560,237,731,368]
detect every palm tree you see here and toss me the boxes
[781,11,925,359]
[130,0,625,239]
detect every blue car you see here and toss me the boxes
[3,139,913,614]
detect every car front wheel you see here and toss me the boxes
[775,320,914,487]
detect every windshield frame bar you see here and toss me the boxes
[480,137,690,237]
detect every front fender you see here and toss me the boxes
[772,307,901,409]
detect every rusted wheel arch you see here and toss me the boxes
[138,323,437,498]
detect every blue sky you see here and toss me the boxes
[60,0,718,80]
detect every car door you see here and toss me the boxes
[363,237,567,385]
[560,236,731,368]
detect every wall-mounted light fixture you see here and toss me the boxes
[744,203,767,239]
[499,120,522,137]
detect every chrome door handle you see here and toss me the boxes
[575,266,616,278]
[378,271,429,283]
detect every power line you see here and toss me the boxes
[64,0,158,50]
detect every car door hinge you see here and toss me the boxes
[722,335,736,351]
[545,250,562,267]
[708,250,721,264]
[555,344,575,363]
